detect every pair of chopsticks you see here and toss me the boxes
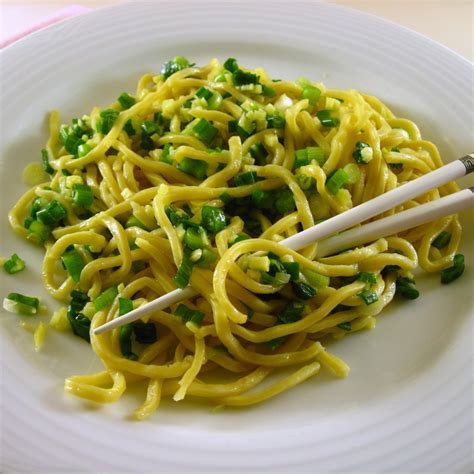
[94,153,474,335]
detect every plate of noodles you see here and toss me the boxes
[1,1,472,472]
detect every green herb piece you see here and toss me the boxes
[278,301,305,324]
[275,187,296,214]
[301,85,321,105]
[177,157,209,180]
[232,69,259,86]
[26,220,51,244]
[67,312,91,342]
[326,169,349,194]
[119,323,137,359]
[267,114,285,129]
[193,119,218,145]
[196,248,217,268]
[201,206,227,233]
[3,253,25,274]
[357,289,379,305]
[161,56,191,79]
[93,286,118,311]
[352,141,372,164]
[174,303,204,326]
[184,226,208,250]
[292,281,317,299]
[118,297,133,315]
[262,85,276,97]
[249,142,268,164]
[195,86,213,100]
[72,183,94,208]
[125,216,149,230]
[96,109,119,134]
[223,57,239,73]
[4,292,39,315]
[173,248,193,288]
[316,109,340,128]
[357,272,377,284]
[234,171,258,186]
[36,200,67,225]
[282,262,300,281]
[337,321,352,331]
[61,247,85,283]
[440,254,465,284]
[265,336,286,350]
[432,231,451,250]
[118,92,136,110]
[124,119,136,136]
[251,189,273,209]
[294,146,324,168]
[41,149,54,175]
[395,277,420,300]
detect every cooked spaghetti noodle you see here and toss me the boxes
[8,57,462,418]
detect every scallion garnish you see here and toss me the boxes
[357,289,379,305]
[281,262,299,281]
[251,189,273,209]
[278,301,305,324]
[262,85,276,97]
[301,85,321,105]
[96,109,119,134]
[201,206,226,233]
[192,119,218,145]
[119,324,138,360]
[26,219,51,244]
[177,157,209,180]
[232,69,259,86]
[234,171,258,186]
[223,57,239,73]
[61,247,85,283]
[36,200,67,225]
[432,231,451,249]
[3,292,40,315]
[72,183,94,208]
[326,169,349,194]
[267,114,285,129]
[302,269,330,288]
[161,56,191,79]
[292,281,317,300]
[337,321,352,332]
[265,336,286,350]
[125,216,149,230]
[294,146,324,168]
[174,303,205,326]
[195,86,214,100]
[275,187,296,214]
[184,226,208,250]
[249,142,268,164]
[316,109,340,128]
[118,92,136,110]
[118,297,133,316]
[173,248,194,288]
[440,254,465,284]
[352,141,373,164]
[395,277,420,299]
[357,272,377,284]
[93,286,118,311]
[3,253,25,274]
[41,149,54,175]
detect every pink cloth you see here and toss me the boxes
[1,5,91,49]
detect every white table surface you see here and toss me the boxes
[1,0,473,62]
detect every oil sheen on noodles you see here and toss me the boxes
[8,58,462,419]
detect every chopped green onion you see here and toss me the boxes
[249,142,268,164]
[67,312,91,342]
[61,169,72,176]
[96,109,119,134]
[282,262,300,281]
[119,324,137,359]
[124,119,136,136]
[192,119,218,145]
[296,174,314,191]
[3,253,25,274]
[118,92,136,110]
[173,248,193,288]
[4,292,40,315]
[292,281,317,299]
[141,120,158,135]
[301,85,321,105]
[265,336,286,350]
[234,171,258,186]
[316,109,340,128]
[214,71,229,82]
[251,189,273,209]
[69,290,89,313]
[294,147,324,168]
[267,114,285,129]
[177,157,208,180]
[41,149,54,175]
[337,321,352,331]
[440,254,465,284]
[395,277,420,299]
[326,169,349,194]
[201,206,226,233]
[61,248,85,283]
[118,297,133,315]
[343,163,361,184]
[275,187,296,214]
[301,269,330,288]
[196,248,217,268]
[93,286,118,311]
[161,56,191,79]
[432,231,451,249]
[26,219,51,244]
[77,143,92,157]
[30,197,46,218]
[232,69,259,86]
[223,58,239,73]
[278,301,305,324]
[184,226,208,250]
[72,183,94,208]
[357,272,377,284]
[230,233,251,246]
[352,141,373,164]
[134,322,157,344]
[174,303,204,326]
[60,127,84,155]
[36,200,67,225]
[125,216,149,230]
[160,143,173,164]
[195,86,213,100]
[357,289,379,305]
[262,85,276,97]
[207,92,223,110]
[165,206,190,226]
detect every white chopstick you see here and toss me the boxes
[94,154,474,335]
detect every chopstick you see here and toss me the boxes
[94,154,474,335]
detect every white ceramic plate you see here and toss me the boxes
[1,1,473,471]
